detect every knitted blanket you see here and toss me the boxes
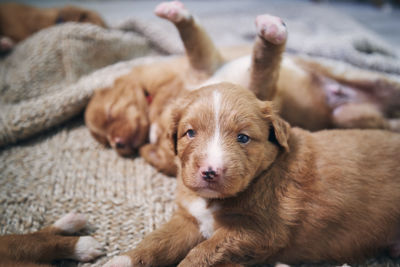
[1,4,400,266]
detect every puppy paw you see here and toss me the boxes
[154,1,192,23]
[53,212,87,234]
[255,14,287,45]
[73,236,104,262]
[103,255,132,267]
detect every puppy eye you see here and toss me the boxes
[237,133,250,144]
[186,129,196,139]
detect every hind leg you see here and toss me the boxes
[0,213,103,263]
[155,1,224,74]
[249,14,287,100]
[332,103,391,130]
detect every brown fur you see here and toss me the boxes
[107,83,400,266]
[85,1,400,176]
[0,2,106,50]
[0,213,103,267]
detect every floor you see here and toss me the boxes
[7,0,400,53]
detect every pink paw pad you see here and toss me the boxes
[255,14,287,45]
[154,1,191,23]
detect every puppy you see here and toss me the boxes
[104,82,400,266]
[0,2,106,53]
[0,212,103,266]
[85,1,400,175]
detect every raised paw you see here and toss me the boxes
[255,14,287,45]
[53,212,87,234]
[103,255,133,267]
[154,1,192,23]
[73,236,105,262]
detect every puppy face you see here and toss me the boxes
[169,83,290,198]
[107,104,149,156]
[85,83,150,156]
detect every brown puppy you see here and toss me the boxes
[104,82,400,266]
[85,1,400,175]
[85,1,287,174]
[0,213,103,266]
[0,2,106,52]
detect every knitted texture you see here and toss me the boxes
[0,22,164,147]
[1,6,400,266]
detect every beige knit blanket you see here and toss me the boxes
[1,6,400,266]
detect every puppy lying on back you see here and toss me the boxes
[0,2,106,53]
[85,1,400,175]
[105,82,400,267]
[0,213,103,266]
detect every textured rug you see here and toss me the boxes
[1,3,400,267]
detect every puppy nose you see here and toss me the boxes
[114,137,126,149]
[201,166,219,181]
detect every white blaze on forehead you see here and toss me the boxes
[206,91,223,168]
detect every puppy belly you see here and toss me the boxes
[197,55,251,90]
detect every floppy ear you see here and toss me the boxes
[259,101,290,152]
[166,99,185,155]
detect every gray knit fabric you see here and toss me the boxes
[1,6,400,266]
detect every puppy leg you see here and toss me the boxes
[46,212,104,262]
[0,213,103,263]
[332,103,391,130]
[104,212,203,267]
[140,143,177,176]
[155,1,224,74]
[178,229,269,267]
[249,14,287,100]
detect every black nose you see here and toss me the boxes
[202,167,218,181]
[115,140,126,149]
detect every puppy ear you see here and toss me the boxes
[259,101,290,152]
[166,100,184,155]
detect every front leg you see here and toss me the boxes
[178,228,271,267]
[155,1,224,74]
[105,211,204,267]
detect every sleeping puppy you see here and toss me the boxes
[85,1,400,175]
[0,2,106,53]
[0,212,103,266]
[104,82,400,267]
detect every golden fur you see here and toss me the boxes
[105,82,400,266]
[85,1,400,176]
